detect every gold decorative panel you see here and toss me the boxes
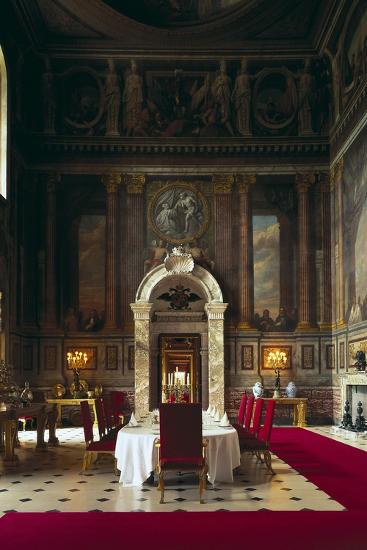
[326,344,335,369]
[301,345,314,369]
[241,345,253,370]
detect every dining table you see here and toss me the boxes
[115,414,241,487]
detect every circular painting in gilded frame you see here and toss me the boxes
[148,183,209,245]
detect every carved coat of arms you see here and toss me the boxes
[158,285,201,310]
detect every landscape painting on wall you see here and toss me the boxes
[79,215,106,324]
[343,125,367,325]
[253,215,280,321]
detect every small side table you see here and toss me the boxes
[263,397,308,427]
[46,398,98,429]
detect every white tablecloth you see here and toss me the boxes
[115,423,240,487]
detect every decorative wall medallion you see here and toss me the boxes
[301,345,314,369]
[106,346,118,370]
[148,182,209,244]
[61,67,104,130]
[326,344,335,370]
[44,346,57,371]
[241,345,253,370]
[261,346,292,369]
[158,285,201,310]
[253,68,297,131]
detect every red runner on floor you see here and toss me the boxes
[0,511,366,550]
[271,427,367,510]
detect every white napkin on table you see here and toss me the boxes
[214,409,221,422]
[206,404,212,414]
[219,412,230,427]
[210,406,216,418]
[128,412,138,427]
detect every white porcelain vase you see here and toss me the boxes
[286,381,297,398]
[252,381,264,399]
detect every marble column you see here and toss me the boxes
[237,174,256,329]
[123,174,145,332]
[205,303,228,415]
[130,302,153,417]
[102,173,121,330]
[213,175,234,309]
[319,172,332,330]
[44,174,59,329]
[295,173,315,330]
[331,159,346,327]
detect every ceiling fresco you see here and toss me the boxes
[103,0,245,27]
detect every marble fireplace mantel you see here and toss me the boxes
[339,371,367,408]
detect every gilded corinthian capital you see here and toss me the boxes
[212,174,234,194]
[236,174,256,193]
[102,173,122,193]
[295,173,315,193]
[125,174,145,194]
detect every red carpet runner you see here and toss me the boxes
[271,427,367,510]
[1,428,367,549]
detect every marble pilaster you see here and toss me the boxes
[237,174,256,329]
[102,173,121,330]
[331,159,346,328]
[319,172,332,330]
[130,302,153,417]
[213,175,233,306]
[44,174,59,329]
[295,173,315,330]
[205,303,228,415]
[124,174,145,332]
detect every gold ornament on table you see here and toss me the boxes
[53,383,66,398]
[66,351,88,398]
[94,383,103,397]
[267,350,288,399]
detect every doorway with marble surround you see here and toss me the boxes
[130,253,227,417]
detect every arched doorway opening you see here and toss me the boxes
[131,262,227,416]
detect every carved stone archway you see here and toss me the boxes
[130,264,227,416]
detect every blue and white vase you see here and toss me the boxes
[252,381,264,399]
[286,381,297,398]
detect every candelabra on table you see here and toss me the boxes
[66,351,88,398]
[267,350,288,398]
[162,383,191,403]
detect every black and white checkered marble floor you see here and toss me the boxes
[0,427,344,513]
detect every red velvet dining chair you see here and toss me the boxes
[80,401,116,471]
[239,399,276,475]
[234,393,247,429]
[110,391,131,426]
[237,398,264,442]
[156,403,208,504]
[95,398,107,439]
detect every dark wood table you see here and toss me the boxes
[0,403,58,467]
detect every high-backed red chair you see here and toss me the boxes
[156,404,208,504]
[110,390,131,425]
[95,398,107,439]
[103,394,116,432]
[243,394,255,431]
[240,399,276,474]
[237,393,247,426]
[80,401,115,471]
[237,398,264,442]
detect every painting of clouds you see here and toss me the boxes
[343,124,367,324]
[79,215,105,314]
[253,215,280,319]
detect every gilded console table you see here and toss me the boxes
[46,398,97,428]
[263,397,308,427]
[0,403,58,466]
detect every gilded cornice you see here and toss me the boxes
[236,174,256,194]
[101,173,122,193]
[212,174,234,194]
[125,174,146,194]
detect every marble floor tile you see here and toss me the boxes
[0,427,346,514]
